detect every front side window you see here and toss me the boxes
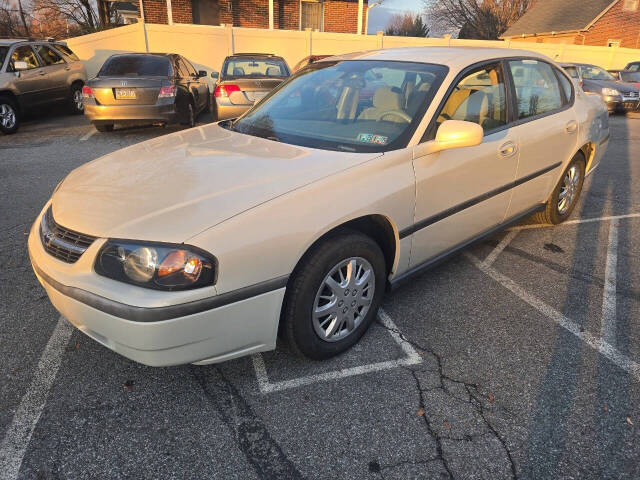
[231,60,448,152]
[222,57,289,78]
[628,63,640,72]
[508,59,563,119]
[98,55,172,77]
[10,45,41,70]
[435,63,507,133]
[579,65,616,81]
[35,45,64,66]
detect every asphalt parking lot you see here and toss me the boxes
[1,111,638,480]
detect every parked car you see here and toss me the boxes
[29,47,609,367]
[0,39,87,134]
[292,55,331,72]
[625,61,639,72]
[211,53,290,121]
[608,69,640,88]
[561,62,640,113]
[82,53,210,132]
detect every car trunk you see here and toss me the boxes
[220,78,283,105]
[90,77,168,106]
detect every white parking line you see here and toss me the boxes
[0,317,73,480]
[79,129,96,142]
[601,219,619,346]
[252,309,422,394]
[466,253,640,382]
[511,213,640,231]
[482,229,520,268]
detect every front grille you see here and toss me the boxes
[40,207,96,263]
[621,91,639,99]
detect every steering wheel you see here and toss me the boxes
[377,110,412,123]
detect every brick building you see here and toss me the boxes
[502,0,640,48]
[132,0,368,34]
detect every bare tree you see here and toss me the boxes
[385,12,430,37]
[425,0,531,40]
[0,0,32,37]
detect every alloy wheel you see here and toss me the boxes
[312,257,375,342]
[0,103,16,130]
[74,90,84,111]
[558,164,581,215]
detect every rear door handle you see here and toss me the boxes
[499,141,518,158]
[566,121,578,134]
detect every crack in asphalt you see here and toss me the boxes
[190,366,305,480]
[376,319,519,480]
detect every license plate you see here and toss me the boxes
[115,88,136,99]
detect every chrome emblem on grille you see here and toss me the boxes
[255,81,262,87]
[120,81,128,86]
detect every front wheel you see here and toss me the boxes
[0,96,19,134]
[282,232,386,360]
[534,153,585,225]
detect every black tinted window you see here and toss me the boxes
[54,44,79,61]
[99,55,172,77]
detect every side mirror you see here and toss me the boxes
[417,120,483,156]
[210,71,219,79]
[198,70,207,78]
[14,60,29,71]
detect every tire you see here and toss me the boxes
[68,82,84,114]
[534,152,586,225]
[181,101,195,127]
[282,231,386,360]
[0,95,19,134]
[94,123,114,133]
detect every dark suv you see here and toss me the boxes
[0,39,87,134]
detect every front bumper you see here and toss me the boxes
[27,212,284,366]
[84,103,179,124]
[602,95,639,113]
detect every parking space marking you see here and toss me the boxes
[0,317,73,480]
[483,229,520,268]
[601,219,619,346]
[466,253,640,382]
[79,129,96,142]
[251,309,422,394]
[511,212,640,231]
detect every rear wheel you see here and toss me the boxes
[94,123,114,133]
[283,231,386,360]
[68,82,84,114]
[181,101,196,127]
[0,96,19,134]
[534,153,585,225]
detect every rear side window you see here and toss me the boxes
[35,45,65,66]
[564,66,579,79]
[436,62,507,133]
[54,44,79,61]
[98,55,172,77]
[508,60,563,119]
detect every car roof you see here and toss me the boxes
[323,46,554,68]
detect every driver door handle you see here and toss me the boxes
[499,141,518,158]
[566,120,578,134]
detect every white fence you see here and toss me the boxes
[67,22,640,82]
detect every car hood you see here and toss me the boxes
[584,79,640,92]
[51,124,381,243]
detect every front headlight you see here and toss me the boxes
[95,240,217,290]
[602,87,620,96]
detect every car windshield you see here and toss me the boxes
[223,57,289,78]
[581,65,616,81]
[98,55,171,77]
[0,46,7,67]
[230,60,448,153]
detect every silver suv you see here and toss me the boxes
[0,39,87,134]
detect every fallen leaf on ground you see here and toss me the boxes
[603,404,608,413]
[488,393,494,404]
[417,409,425,416]
[123,380,134,391]
[579,327,585,332]
[443,420,451,429]
[626,417,633,425]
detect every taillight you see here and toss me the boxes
[214,84,241,98]
[81,86,93,98]
[158,85,177,98]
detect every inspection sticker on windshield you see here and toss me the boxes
[357,133,388,145]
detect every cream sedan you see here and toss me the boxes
[29,47,610,366]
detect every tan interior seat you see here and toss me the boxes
[358,86,405,122]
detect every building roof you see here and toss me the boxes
[502,0,615,38]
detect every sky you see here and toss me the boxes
[367,0,428,34]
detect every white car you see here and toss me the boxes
[28,47,610,366]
